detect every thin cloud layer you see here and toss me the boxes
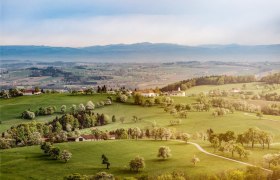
[1,0,280,46]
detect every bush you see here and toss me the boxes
[129,156,145,172]
[21,110,36,119]
[157,146,172,159]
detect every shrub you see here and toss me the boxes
[129,156,145,172]
[21,110,36,119]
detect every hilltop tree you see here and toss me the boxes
[157,146,172,159]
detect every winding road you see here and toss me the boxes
[187,141,273,173]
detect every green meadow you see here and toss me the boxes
[0,83,279,179]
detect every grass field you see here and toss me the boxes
[0,83,280,179]
[0,93,110,132]
[0,140,247,180]
[193,140,280,165]
[1,93,279,140]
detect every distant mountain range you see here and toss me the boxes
[1,42,280,62]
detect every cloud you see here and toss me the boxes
[1,0,280,46]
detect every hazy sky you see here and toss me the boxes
[1,0,280,46]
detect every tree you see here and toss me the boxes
[244,127,260,148]
[117,94,128,103]
[94,172,114,180]
[70,104,77,114]
[181,133,191,143]
[40,142,52,154]
[61,105,67,114]
[112,115,116,122]
[263,154,278,168]
[191,155,200,166]
[256,111,263,119]
[60,150,72,163]
[129,156,145,172]
[85,101,95,115]
[163,128,172,140]
[120,117,125,124]
[211,136,219,152]
[179,111,188,118]
[134,93,144,105]
[0,138,11,149]
[234,144,250,159]
[21,110,36,119]
[49,147,61,159]
[78,103,85,112]
[157,146,171,159]
[101,154,110,169]
[29,132,42,145]
[132,127,141,140]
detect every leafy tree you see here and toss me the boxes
[134,93,144,105]
[211,136,219,152]
[256,111,263,119]
[49,147,61,159]
[191,155,200,166]
[29,132,42,145]
[181,133,191,143]
[93,172,114,180]
[61,105,67,114]
[112,115,116,122]
[70,104,77,114]
[60,150,72,163]
[244,127,260,148]
[129,156,145,172]
[101,154,110,169]
[0,138,11,149]
[157,146,172,159]
[21,110,36,119]
[131,127,141,140]
[120,117,125,124]
[263,153,280,168]
[78,103,86,112]
[40,142,53,154]
[85,101,95,115]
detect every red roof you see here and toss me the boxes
[81,134,95,140]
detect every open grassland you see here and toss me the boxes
[1,93,280,140]
[0,93,110,132]
[0,140,246,180]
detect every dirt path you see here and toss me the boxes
[187,141,273,173]
[243,113,279,122]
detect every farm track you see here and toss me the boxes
[164,139,273,173]
[187,141,273,173]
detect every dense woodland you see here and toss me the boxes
[161,73,280,92]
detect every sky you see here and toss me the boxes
[1,0,280,47]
